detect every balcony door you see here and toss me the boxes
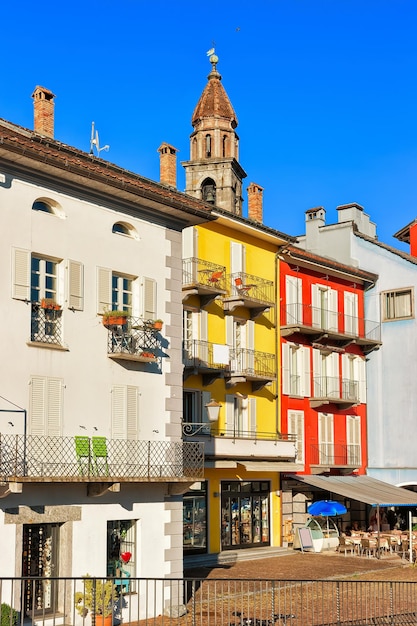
[285,275,303,325]
[22,523,59,616]
[347,415,361,465]
[312,284,338,331]
[226,317,254,374]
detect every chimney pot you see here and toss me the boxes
[32,86,56,138]
[158,142,178,188]
[247,182,263,223]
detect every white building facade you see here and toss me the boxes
[0,87,212,620]
[297,202,417,489]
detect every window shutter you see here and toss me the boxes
[200,309,208,342]
[301,347,311,397]
[247,320,255,350]
[344,291,358,335]
[358,357,367,404]
[143,277,157,320]
[47,378,63,437]
[112,385,127,439]
[225,395,234,433]
[230,241,244,275]
[225,316,234,346]
[182,226,198,259]
[249,398,257,434]
[12,248,31,301]
[282,342,290,395]
[288,410,304,463]
[286,276,302,324]
[311,284,321,327]
[97,267,112,314]
[30,376,46,435]
[126,386,139,439]
[68,260,84,310]
[202,391,211,423]
[328,288,338,331]
[328,352,340,397]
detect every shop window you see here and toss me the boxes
[107,520,136,592]
[183,482,207,554]
[221,481,270,550]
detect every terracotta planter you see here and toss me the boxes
[92,615,113,626]
[153,321,163,331]
[103,316,127,327]
[41,298,61,310]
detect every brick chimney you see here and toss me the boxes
[158,143,178,188]
[247,183,263,223]
[32,86,56,138]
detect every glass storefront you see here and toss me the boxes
[221,481,270,549]
[183,483,207,554]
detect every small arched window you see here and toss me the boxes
[112,221,139,240]
[201,178,216,204]
[32,197,64,218]
[205,134,211,158]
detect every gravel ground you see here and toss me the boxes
[184,550,417,581]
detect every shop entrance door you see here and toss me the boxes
[221,481,270,550]
[22,524,59,615]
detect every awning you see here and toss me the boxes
[291,475,417,507]
[239,461,304,472]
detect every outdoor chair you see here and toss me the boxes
[75,436,91,476]
[338,536,355,557]
[209,270,223,284]
[360,537,376,558]
[92,436,109,476]
[235,277,252,295]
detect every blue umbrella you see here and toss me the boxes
[308,500,347,517]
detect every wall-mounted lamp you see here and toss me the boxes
[205,399,222,422]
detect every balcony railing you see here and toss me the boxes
[223,272,275,317]
[106,316,161,362]
[281,303,381,350]
[227,348,276,381]
[31,302,63,346]
[312,376,359,404]
[0,434,204,482]
[183,339,228,370]
[310,443,362,467]
[182,258,227,304]
[182,423,296,442]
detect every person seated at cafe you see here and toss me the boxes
[351,521,361,533]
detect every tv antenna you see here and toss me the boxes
[90,121,110,157]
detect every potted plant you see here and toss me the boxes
[75,576,116,626]
[140,351,155,359]
[152,319,164,331]
[1,604,18,626]
[41,297,61,310]
[102,310,129,327]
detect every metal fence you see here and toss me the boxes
[0,435,204,481]
[1,577,417,626]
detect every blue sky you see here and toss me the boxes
[2,1,416,249]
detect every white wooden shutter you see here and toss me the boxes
[328,288,338,331]
[30,376,46,435]
[182,226,198,259]
[126,386,139,439]
[312,348,321,396]
[111,385,127,439]
[47,378,63,437]
[12,248,31,301]
[200,310,208,362]
[225,316,234,346]
[286,276,302,324]
[143,277,157,320]
[311,284,321,328]
[358,357,367,403]
[68,260,84,310]
[97,267,112,314]
[328,352,340,397]
[30,376,62,437]
[301,347,311,397]
[344,291,358,336]
[282,342,290,395]
[230,242,245,274]
[288,410,304,463]
[225,395,234,433]
[249,398,257,434]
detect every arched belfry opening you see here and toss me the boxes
[201,178,216,204]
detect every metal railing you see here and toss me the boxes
[183,339,228,370]
[310,443,362,466]
[106,316,161,359]
[281,303,381,342]
[182,423,296,442]
[312,376,359,402]
[183,257,227,291]
[1,576,417,625]
[0,434,204,481]
[31,302,63,345]
[228,348,276,379]
[230,272,275,305]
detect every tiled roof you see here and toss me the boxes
[192,68,238,127]
[354,230,417,266]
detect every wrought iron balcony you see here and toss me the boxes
[183,339,227,384]
[182,423,297,460]
[310,443,362,470]
[223,272,275,318]
[310,376,359,409]
[106,316,161,363]
[0,434,204,484]
[182,257,227,306]
[225,348,276,391]
[280,303,381,353]
[30,302,63,346]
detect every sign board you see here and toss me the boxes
[298,527,314,552]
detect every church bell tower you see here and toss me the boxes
[182,52,247,215]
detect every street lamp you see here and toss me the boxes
[205,399,221,422]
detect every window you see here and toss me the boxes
[226,316,254,374]
[225,394,256,436]
[30,376,63,437]
[382,288,414,321]
[346,415,361,465]
[183,483,207,554]
[32,197,64,218]
[31,256,58,303]
[111,385,139,440]
[285,275,303,325]
[288,410,304,463]
[30,256,63,344]
[183,390,211,433]
[312,348,339,399]
[112,222,138,240]
[221,481,270,548]
[344,291,358,335]
[311,284,338,331]
[282,342,310,397]
[318,412,334,464]
[107,520,136,591]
